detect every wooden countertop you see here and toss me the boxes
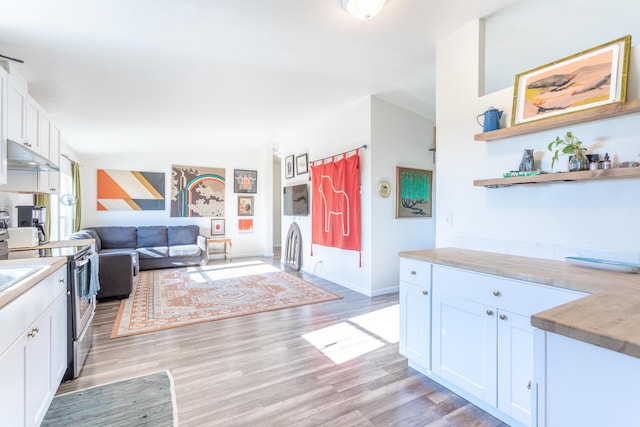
[10,238,95,252]
[399,248,640,358]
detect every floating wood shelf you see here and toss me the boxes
[474,99,640,142]
[474,167,640,188]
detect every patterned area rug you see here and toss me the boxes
[111,261,341,338]
[42,371,177,426]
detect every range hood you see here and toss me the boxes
[6,139,59,172]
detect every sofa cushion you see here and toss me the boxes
[167,225,199,246]
[137,226,168,248]
[95,226,137,249]
[169,244,201,257]
[137,246,170,259]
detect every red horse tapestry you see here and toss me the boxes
[311,153,361,254]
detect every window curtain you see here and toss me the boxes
[72,161,82,232]
[34,193,51,239]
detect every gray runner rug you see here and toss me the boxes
[42,370,177,426]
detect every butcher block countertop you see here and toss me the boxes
[399,248,640,359]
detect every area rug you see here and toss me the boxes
[111,261,341,338]
[42,370,177,426]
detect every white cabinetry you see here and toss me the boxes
[0,66,7,185]
[0,265,68,427]
[398,258,431,374]
[431,265,586,427]
[7,66,28,144]
[26,95,50,159]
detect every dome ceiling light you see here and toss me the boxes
[341,0,388,20]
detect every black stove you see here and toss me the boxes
[9,245,92,260]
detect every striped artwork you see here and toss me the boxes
[170,165,225,217]
[97,169,165,210]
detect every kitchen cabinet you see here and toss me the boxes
[25,95,50,160]
[0,265,68,427]
[398,258,431,375]
[0,66,7,185]
[7,66,28,144]
[431,264,586,427]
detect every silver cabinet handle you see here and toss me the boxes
[493,290,501,297]
[499,314,507,320]
[410,270,416,275]
[527,380,532,390]
[422,290,429,296]
[486,310,494,316]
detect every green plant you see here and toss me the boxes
[547,131,587,169]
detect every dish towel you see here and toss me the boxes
[84,251,101,299]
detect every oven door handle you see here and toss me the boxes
[76,257,90,267]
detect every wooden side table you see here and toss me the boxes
[206,237,232,262]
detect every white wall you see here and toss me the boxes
[78,146,274,258]
[278,96,435,296]
[370,97,435,294]
[435,18,640,262]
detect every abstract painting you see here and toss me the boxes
[170,165,225,217]
[512,36,631,125]
[395,167,432,218]
[97,169,165,210]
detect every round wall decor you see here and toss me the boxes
[377,179,391,198]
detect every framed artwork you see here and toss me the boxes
[97,169,165,211]
[285,155,295,179]
[238,196,254,216]
[512,35,631,126]
[170,165,225,217]
[234,169,257,193]
[296,153,309,175]
[395,167,433,218]
[238,218,254,233]
[210,218,225,236]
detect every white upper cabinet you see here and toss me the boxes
[0,66,7,185]
[26,95,51,159]
[7,66,28,144]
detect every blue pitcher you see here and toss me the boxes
[477,107,503,132]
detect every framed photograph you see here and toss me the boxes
[296,153,309,175]
[512,35,631,126]
[395,167,433,218]
[285,155,295,179]
[234,169,257,193]
[238,196,254,216]
[210,218,225,236]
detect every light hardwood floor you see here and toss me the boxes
[56,256,507,427]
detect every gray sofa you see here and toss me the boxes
[70,225,207,300]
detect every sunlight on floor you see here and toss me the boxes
[302,304,399,364]
[186,260,280,282]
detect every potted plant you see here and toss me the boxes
[548,131,589,171]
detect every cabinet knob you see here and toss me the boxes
[493,290,501,297]
[486,310,494,316]
[527,380,532,390]
[499,314,507,320]
[59,278,65,283]
[27,327,39,338]
[422,290,429,296]
[66,290,71,296]
[410,270,416,275]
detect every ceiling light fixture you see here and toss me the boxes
[341,0,388,20]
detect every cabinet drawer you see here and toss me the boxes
[399,258,431,286]
[433,265,586,315]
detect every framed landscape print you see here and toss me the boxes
[512,35,631,126]
[234,169,257,193]
[296,153,309,175]
[238,196,254,216]
[395,167,433,218]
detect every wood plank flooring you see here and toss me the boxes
[56,257,508,427]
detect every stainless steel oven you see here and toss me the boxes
[68,247,96,379]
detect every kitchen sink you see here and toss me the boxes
[0,267,42,292]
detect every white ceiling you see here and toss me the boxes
[0,0,518,155]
